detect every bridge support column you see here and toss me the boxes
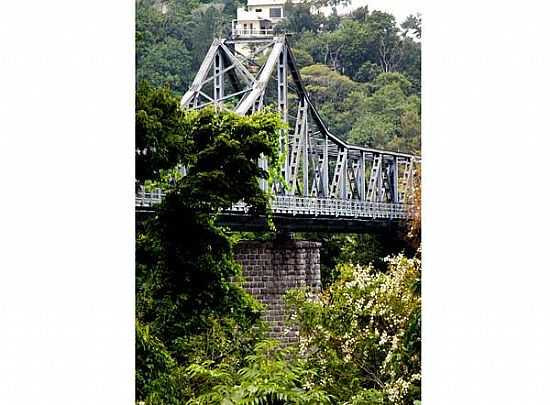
[234,240,321,343]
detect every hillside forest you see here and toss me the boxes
[136,0,421,403]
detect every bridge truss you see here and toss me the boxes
[136,35,420,225]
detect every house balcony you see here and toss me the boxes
[232,27,274,38]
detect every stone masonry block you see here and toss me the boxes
[234,239,321,343]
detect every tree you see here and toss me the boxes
[365,11,402,73]
[303,0,351,8]
[136,1,166,61]
[397,37,421,94]
[136,0,232,95]
[291,48,315,68]
[300,64,360,106]
[136,81,188,183]
[181,5,227,73]
[371,72,412,94]
[300,64,365,138]
[137,37,193,95]
[136,83,285,403]
[401,13,422,39]
[348,75,420,153]
[304,20,369,75]
[350,5,369,23]
[296,10,419,83]
[277,1,326,35]
[353,61,382,83]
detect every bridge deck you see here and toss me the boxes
[136,190,413,232]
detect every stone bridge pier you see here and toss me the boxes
[234,239,321,343]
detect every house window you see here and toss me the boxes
[269,7,282,18]
[255,8,262,12]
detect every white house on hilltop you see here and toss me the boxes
[232,0,300,38]
[232,0,302,56]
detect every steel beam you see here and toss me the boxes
[213,50,224,106]
[235,38,285,115]
[303,124,309,196]
[330,148,347,198]
[181,40,220,108]
[323,135,329,197]
[287,98,307,194]
[366,154,382,202]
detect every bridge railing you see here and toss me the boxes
[233,195,411,219]
[136,189,413,220]
[135,188,163,208]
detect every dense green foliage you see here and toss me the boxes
[136,83,285,403]
[282,5,421,153]
[137,0,240,95]
[186,340,332,404]
[136,81,188,182]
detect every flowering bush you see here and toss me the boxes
[285,254,421,404]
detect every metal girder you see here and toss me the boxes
[235,38,285,115]
[252,90,265,112]
[218,42,257,85]
[177,35,420,216]
[358,152,366,201]
[287,97,307,194]
[183,37,418,158]
[258,155,268,192]
[330,148,347,199]
[310,153,324,197]
[366,154,382,202]
[277,47,289,185]
[277,47,288,183]
[399,159,416,203]
[379,164,390,202]
[303,126,309,196]
[213,50,224,106]
[323,135,329,197]
[347,160,359,200]
[277,49,288,122]
[389,157,399,203]
[181,42,258,110]
[181,40,221,108]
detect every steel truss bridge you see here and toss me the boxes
[136,35,420,232]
